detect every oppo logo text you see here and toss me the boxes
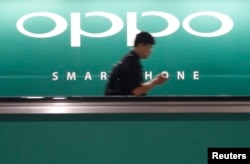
[16,11,234,47]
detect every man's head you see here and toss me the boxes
[134,32,155,59]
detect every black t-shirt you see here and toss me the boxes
[105,51,144,96]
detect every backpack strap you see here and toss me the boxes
[104,62,122,95]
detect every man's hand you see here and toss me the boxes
[133,73,168,96]
[155,74,168,85]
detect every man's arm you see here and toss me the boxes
[132,74,167,96]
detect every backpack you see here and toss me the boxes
[104,62,122,95]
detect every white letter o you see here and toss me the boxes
[16,12,67,38]
[183,11,233,37]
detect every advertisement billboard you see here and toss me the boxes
[1,0,249,97]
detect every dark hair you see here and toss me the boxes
[134,32,155,47]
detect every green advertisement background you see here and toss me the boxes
[1,0,250,96]
[1,114,250,164]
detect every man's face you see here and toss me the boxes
[138,43,153,59]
